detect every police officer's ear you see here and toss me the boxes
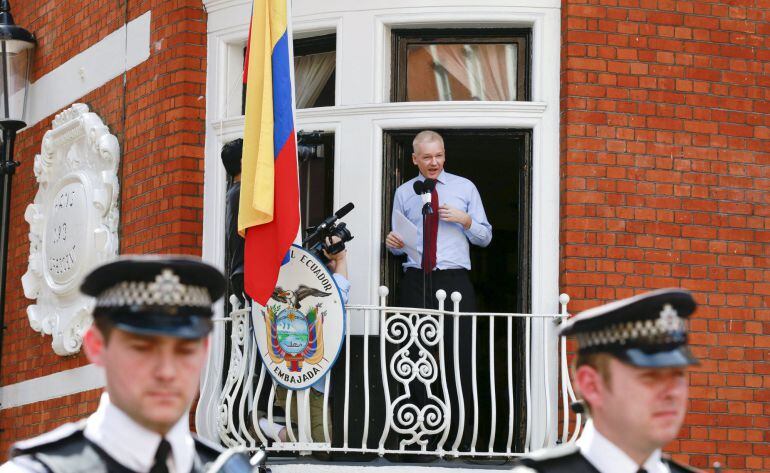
[83,326,107,366]
[573,364,606,411]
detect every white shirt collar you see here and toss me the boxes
[576,420,670,473]
[83,393,195,473]
[418,170,447,184]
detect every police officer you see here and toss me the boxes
[513,288,701,473]
[1,256,228,473]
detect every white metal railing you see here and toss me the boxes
[199,287,579,459]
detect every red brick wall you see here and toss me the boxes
[121,0,207,255]
[0,390,102,449]
[1,0,207,457]
[561,1,769,472]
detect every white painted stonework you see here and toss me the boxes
[21,104,120,356]
[0,364,105,410]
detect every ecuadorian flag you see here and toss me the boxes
[239,0,299,305]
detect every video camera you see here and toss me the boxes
[297,130,325,162]
[302,202,354,264]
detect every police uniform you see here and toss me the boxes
[512,288,702,473]
[0,256,228,473]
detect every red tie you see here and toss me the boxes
[423,187,439,273]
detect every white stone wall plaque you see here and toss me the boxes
[21,103,120,355]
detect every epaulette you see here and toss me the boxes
[510,466,539,473]
[10,420,88,457]
[522,442,580,461]
[193,434,224,459]
[512,443,599,473]
[664,456,702,473]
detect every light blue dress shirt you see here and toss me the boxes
[310,272,349,393]
[389,170,492,270]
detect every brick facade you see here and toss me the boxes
[0,0,766,471]
[561,1,769,471]
[0,390,101,446]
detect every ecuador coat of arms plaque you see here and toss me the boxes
[252,245,346,389]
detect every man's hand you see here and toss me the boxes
[439,204,472,229]
[323,236,347,263]
[323,236,348,278]
[386,231,405,249]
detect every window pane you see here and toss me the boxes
[406,43,518,101]
[294,51,335,108]
[242,35,337,113]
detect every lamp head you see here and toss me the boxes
[0,0,34,130]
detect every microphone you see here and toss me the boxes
[413,179,433,214]
[334,202,355,220]
[316,202,354,230]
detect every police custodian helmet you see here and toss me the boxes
[80,255,226,339]
[559,288,698,368]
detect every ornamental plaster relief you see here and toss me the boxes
[21,103,120,356]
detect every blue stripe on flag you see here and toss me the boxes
[272,31,294,158]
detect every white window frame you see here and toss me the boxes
[200,0,561,448]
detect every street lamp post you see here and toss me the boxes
[0,0,35,354]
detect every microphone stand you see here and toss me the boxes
[421,201,433,310]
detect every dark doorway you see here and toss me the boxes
[381,128,531,313]
[297,130,335,235]
[380,128,532,452]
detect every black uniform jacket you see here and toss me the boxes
[7,420,221,473]
[510,443,701,473]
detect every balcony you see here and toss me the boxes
[196,287,581,465]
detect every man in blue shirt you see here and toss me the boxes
[386,130,492,312]
[385,130,492,453]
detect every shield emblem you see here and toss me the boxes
[276,308,309,354]
[253,245,346,389]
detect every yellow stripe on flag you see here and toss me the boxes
[238,0,285,235]
[269,0,288,46]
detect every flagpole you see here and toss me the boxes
[284,0,310,442]
[286,0,303,244]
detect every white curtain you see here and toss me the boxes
[294,52,335,109]
[411,44,517,101]
[475,44,516,101]
[431,44,472,97]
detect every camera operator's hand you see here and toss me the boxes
[324,236,348,278]
[385,231,405,249]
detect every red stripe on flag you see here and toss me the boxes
[242,17,253,84]
[244,132,299,304]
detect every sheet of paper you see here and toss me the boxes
[393,210,421,263]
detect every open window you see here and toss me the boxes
[381,129,531,313]
[294,34,336,108]
[242,34,337,113]
[379,128,532,451]
[297,130,335,236]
